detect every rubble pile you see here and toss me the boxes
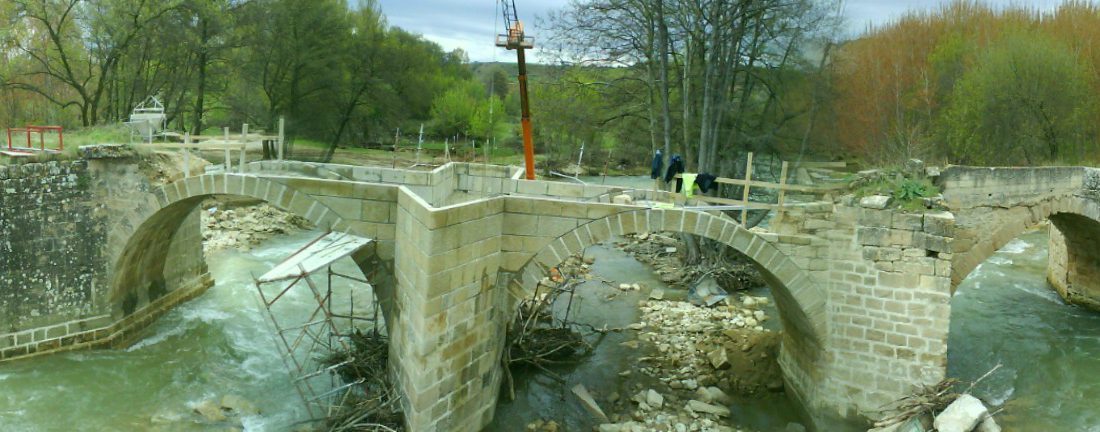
[202,203,313,252]
[635,297,783,395]
[592,294,784,432]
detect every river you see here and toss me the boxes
[947,228,1100,431]
[1,226,1098,431]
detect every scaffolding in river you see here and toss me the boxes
[252,231,387,422]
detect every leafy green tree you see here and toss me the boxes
[941,32,1098,165]
[469,96,505,141]
[429,80,482,138]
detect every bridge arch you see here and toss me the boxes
[109,173,390,332]
[950,196,1090,289]
[513,207,828,352]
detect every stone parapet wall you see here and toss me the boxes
[939,166,1084,209]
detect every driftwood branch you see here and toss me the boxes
[871,363,1003,428]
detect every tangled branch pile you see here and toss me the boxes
[872,363,1003,430]
[501,275,599,400]
[322,330,404,432]
[872,378,960,429]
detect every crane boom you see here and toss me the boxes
[495,0,536,180]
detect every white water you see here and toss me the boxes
[0,230,349,431]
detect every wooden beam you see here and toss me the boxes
[778,161,789,212]
[673,174,845,193]
[741,152,753,226]
[691,195,777,210]
[790,161,847,168]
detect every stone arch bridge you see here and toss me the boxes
[2,149,1098,431]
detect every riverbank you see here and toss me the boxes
[501,230,803,432]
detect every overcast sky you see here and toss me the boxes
[377,0,1068,63]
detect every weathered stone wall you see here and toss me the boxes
[768,200,955,422]
[1048,214,1100,309]
[390,191,508,431]
[0,161,110,360]
[1049,168,1100,309]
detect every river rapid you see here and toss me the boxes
[947,228,1100,431]
[1,225,1098,431]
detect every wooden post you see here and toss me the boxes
[224,127,231,172]
[182,132,191,178]
[392,128,399,169]
[740,152,754,226]
[777,161,789,213]
[602,149,611,185]
[416,123,424,166]
[239,124,248,174]
[277,117,285,160]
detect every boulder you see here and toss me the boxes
[976,416,1001,432]
[703,387,731,404]
[686,400,730,417]
[612,194,634,205]
[571,384,609,423]
[708,347,730,370]
[646,389,665,409]
[934,394,988,432]
[860,195,893,210]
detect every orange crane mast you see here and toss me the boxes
[495,0,537,180]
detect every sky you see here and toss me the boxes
[376,0,1069,63]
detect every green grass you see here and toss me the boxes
[853,170,940,212]
[62,125,133,147]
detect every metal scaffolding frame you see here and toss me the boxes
[252,231,383,421]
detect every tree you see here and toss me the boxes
[470,96,505,141]
[491,68,510,100]
[429,80,481,138]
[941,33,1097,165]
[4,0,181,126]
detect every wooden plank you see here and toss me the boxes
[741,152,753,226]
[138,142,255,150]
[778,161,789,212]
[188,134,278,141]
[239,124,248,174]
[790,161,847,168]
[674,174,845,193]
[691,195,777,210]
[223,127,231,172]
[278,117,285,160]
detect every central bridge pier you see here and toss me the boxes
[5,150,1100,431]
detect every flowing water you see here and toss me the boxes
[1,223,1099,431]
[0,230,341,431]
[947,228,1100,431]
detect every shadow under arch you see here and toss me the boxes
[512,207,828,365]
[109,173,395,343]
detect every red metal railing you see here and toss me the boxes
[7,125,64,153]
